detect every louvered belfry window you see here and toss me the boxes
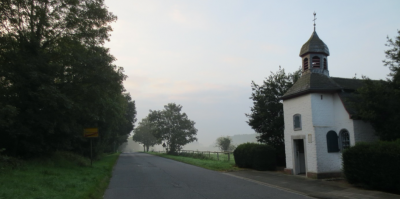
[326,131,339,153]
[323,58,327,69]
[303,58,308,70]
[312,56,320,68]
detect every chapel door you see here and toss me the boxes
[294,139,306,175]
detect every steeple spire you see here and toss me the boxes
[313,12,317,31]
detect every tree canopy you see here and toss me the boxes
[0,0,136,157]
[215,136,235,152]
[148,103,197,154]
[352,30,400,141]
[246,67,301,166]
[132,117,159,152]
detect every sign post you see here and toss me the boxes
[84,128,99,166]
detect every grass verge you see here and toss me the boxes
[146,152,241,172]
[0,152,119,199]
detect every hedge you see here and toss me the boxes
[342,140,400,193]
[233,143,276,171]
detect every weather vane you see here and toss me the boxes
[313,12,317,31]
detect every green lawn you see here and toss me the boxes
[0,152,119,199]
[146,152,241,172]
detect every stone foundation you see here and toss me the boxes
[283,168,293,175]
[306,172,343,179]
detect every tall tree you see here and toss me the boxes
[246,67,301,165]
[148,103,198,154]
[0,0,135,157]
[352,30,400,141]
[215,136,235,152]
[132,117,159,152]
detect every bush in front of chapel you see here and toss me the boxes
[342,140,400,193]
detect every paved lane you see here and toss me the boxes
[104,153,312,199]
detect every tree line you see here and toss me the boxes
[0,0,136,158]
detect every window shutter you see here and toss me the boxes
[326,131,339,153]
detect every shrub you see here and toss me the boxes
[53,151,90,167]
[233,143,276,171]
[343,140,400,193]
[252,145,276,171]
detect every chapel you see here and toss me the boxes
[281,17,378,178]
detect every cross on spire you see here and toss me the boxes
[313,12,317,31]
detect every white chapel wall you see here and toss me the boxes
[283,94,317,173]
[311,93,354,173]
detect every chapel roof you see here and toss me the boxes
[282,73,367,118]
[281,73,366,100]
[299,31,330,56]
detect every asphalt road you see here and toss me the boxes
[104,152,312,199]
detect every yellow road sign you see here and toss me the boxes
[84,128,99,137]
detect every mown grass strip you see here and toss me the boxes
[0,152,120,199]
[146,152,241,172]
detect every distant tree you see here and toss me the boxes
[148,103,198,154]
[352,30,400,141]
[215,136,236,152]
[132,118,159,152]
[246,67,301,166]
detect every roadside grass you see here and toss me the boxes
[0,152,119,199]
[146,152,241,172]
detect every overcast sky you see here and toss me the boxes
[103,0,400,146]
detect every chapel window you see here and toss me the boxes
[326,131,339,153]
[339,130,350,150]
[303,58,308,70]
[323,58,327,69]
[293,114,301,131]
[312,56,320,68]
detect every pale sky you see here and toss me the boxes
[104,0,400,146]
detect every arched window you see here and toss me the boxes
[312,56,320,68]
[323,58,327,69]
[303,58,308,70]
[326,131,339,153]
[339,130,350,150]
[293,114,301,130]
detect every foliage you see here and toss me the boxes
[148,103,198,154]
[0,152,120,199]
[132,117,160,152]
[351,30,400,141]
[215,136,236,152]
[233,143,276,171]
[246,67,301,166]
[0,0,136,157]
[342,140,400,193]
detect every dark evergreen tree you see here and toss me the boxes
[246,67,301,166]
[352,30,400,141]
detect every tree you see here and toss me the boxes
[215,136,236,152]
[246,67,301,166]
[0,0,136,157]
[132,118,159,152]
[352,30,400,141]
[148,103,198,154]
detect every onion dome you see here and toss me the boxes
[299,31,329,57]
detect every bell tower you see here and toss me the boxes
[299,12,330,76]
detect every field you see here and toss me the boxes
[147,151,240,172]
[0,152,119,199]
